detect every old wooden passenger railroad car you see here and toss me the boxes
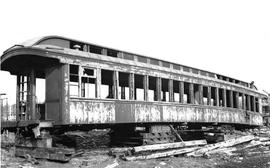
[0,36,264,131]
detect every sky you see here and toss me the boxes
[0,0,270,104]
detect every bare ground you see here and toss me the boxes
[2,128,270,168]
[1,146,270,168]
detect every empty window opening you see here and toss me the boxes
[194,84,200,105]
[211,87,217,106]
[118,72,130,100]
[81,67,96,98]
[70,64,79,76]
[107,49,118,58]
[134,74,144,101]
[233,91,238,108]
[35,78,45,120]
[161,79,169,102]
[218,88,224,107]
[69,64,79,97]
[101,69,114,99]
[203,86,208,105]
[226,90,231,107]
[173,80,180,102]
[245,95,250,111]
[184,82,190,104]
[90,45,102,54]
[36,78,45,104]
[238,93,243,109]
[250,96,255,112]
[255,97,259,112]
[148,76,157,101]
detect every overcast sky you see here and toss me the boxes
[0,0,270,104]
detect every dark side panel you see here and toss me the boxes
[45,66,61,122]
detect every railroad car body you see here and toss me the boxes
[0,36,265,129]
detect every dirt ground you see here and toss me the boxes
[2,128,270,168]
[1,146,270,168]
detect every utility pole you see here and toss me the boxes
[0,93,7,121]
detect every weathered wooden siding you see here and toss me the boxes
[69,99,263,126]
[70,100,115,123]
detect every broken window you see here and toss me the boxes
[134,74,144,101]
[69,64,79,97]
[101,69,114,99]
[148,76,157,101]
[118,72,130,100]
[81,67,96,98]
[161,78,169,102]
